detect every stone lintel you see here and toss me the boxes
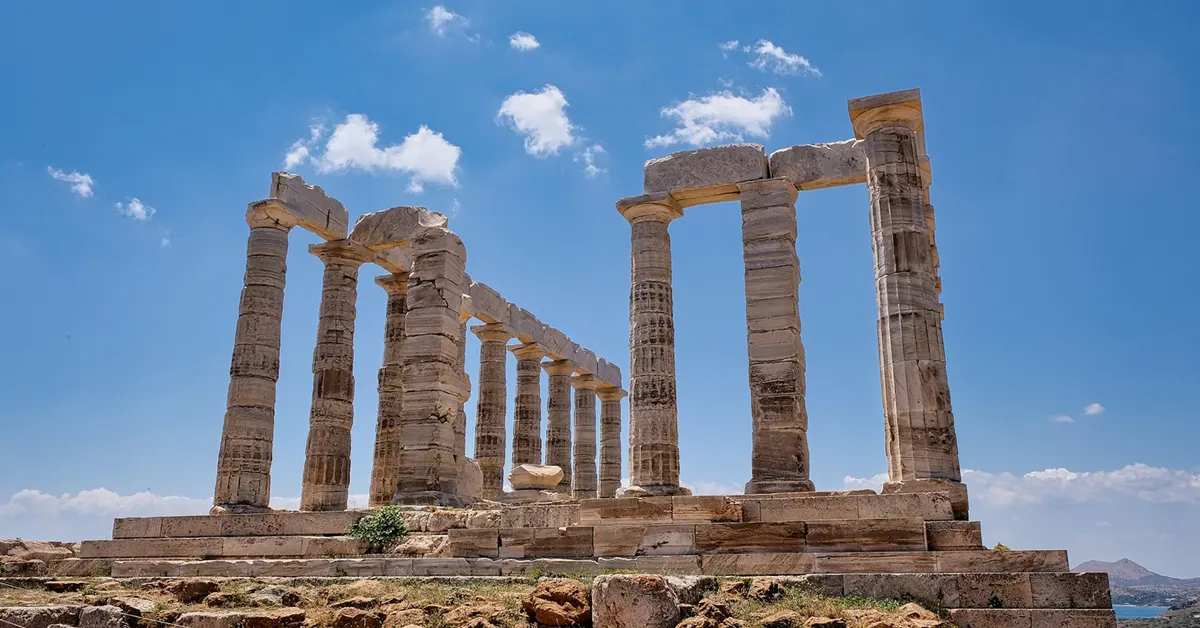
[466,280,510,325]
[616,192,683,223]
[573,346,599,376]
[459,294,475,324]
[349,205,449,249]
[848,88,924,139]
[510,342,549,361]
[508,305,545,343]
[268,172,350,240]
[246,200,302,230]
[768,140,867,191]
[471,322,517,343]
[373,246,413,273]
[643,143,769,207]
[308,238,374,264]
[374,273,410,294]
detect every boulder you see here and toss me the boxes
[615,486,652,498]
[748,578,785,602]
[177,612,246,628]
[0,558,49,576]
[79,605,130,628]
[242,609,306,628]
[592,574,680,628]
[761,610,805,628]
[522,578,590,626]
[331,597,379,610]
[349,206,449,249]
[7,540,75,563]
[109,597,156,617]
[44,581,86,593]
[0,606,82,628]
[168,579,221,604]
[805,618,846,628]
[331,608,383,628]
[509,464,565,490]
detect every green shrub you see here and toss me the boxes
[348,506,409,552]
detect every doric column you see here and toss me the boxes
[394,228,471,507]
[511,343,548,467]
[616,193,683,495]
[369,272,407,508]
[213,202,297,513]
[300,239,373,512]
[571,374,601,499]
[850,89,967,518]
[739,179,815,494]
[472,323,515,499]
[454,317,470,459]
[596,386,627,498]
[542,358,575,493]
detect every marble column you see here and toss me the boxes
[472,323,515,499]
[596,386,627,498]
[213,202,297,513]
[454,317,470,460]
[542,358,575,493]
[300,240,373,512]
[571,374,601,499]
[616,193,683,495]
[369,272,407,508]
[738,179,815,494]
[849,89,967,518]
[511,343,548,467]
[394,228,471,507]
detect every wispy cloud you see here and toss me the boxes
[509,32,539,51]
[575,143,606,178]
[1084,402,1106,416]
[426,5,466,37]
[646,87,791,148]
[1052,414,1076,423]
[745,39,821,76]
[47,167,94,198]
[115,198,155,221]
[718,40,740,56]
[497,85,577,157]
[284,124,324,170]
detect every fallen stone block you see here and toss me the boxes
[591,574,683,628]
[0,606,82,628]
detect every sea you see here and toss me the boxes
[1114,605,1170,619]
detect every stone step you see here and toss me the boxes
[112,511,368,539]
[79,536,366,559]
[701,550,1069,576]
[947,608,1117,628]
[449,518,929,559]
[577,492,954,526]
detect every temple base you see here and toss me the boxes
[883,478,969,520]
[210,503,271,515]
[618,484,692,497]
[392,491,474,508]
[744,479,816,495]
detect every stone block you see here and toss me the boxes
[644,143,768,206]
[1029,573,1113,609]
[927,521,984,551]
[579,497,673,525]
[409,558,501,576]
[769,140,867,190]
[956,573,1033,608]
[745,495,857,522]
[508,306,544,344]
[348,205,447,249]
[269,172,349,240]
[672,496,742,522]
[936,550,1070,573]
[178,611,247,628]
[498,527,593,558]
[694,522,806,554]
[499,558,603,576]
[466,281,509,324]
[593,524,696,556]
[0,606,81,628]
[501,503,580,528]
[805,518,927,552]
[948,609,1033,628]
[572,347,599,376]
[598,555,701,574]
[49,558,113,577]
[812,551,938,573]
[448,529,499,558]
[844,573,960,608]
[510,464,565,490]
[700,552,814,575]
[592,574,684,628]
[1031,609,1117,628]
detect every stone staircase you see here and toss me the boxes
[63,491,1117,627]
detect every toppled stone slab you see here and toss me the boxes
[644,143,768,206]
[0,606,81,628]
[348,206,448,249]
[768,140,866,190]
[509,464,565,490]
[269,172,349,240]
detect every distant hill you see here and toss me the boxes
[1075,558,1200,588]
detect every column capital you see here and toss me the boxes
[541,358,576,376]
[246,200,301,230]
[374,273,410,294]
[848,88,924,140]
[616,192,683,224]
[572,374,602,390]
[472,322,516,343]
[511,342,549,361]
[596,386,628,402]
[737,177,798,203]
[309,239,374,265]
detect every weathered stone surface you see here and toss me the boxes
[695,522,807,554]
[178,612,247,628]
[511,345,547,469]
[592,574,682,628]
[168,578,221,603]
[926,521,984,550]
[768,140,866,190]
[844,573,960,608]
[80,536,366,559]
[369,273,408,508]
[593,524,696,556]
[572,375,600,499]
[114,512,367,539]
[1029,573,1113,609]
[270,172,349,239]
[1030,609,1117,628]
[673,496,742,523]
[521,578,591,627]
[597,387,626,498]
[497,527,593,559]
[935,550,1070,573]
[598,555,701,574]
[644,144,768,206]
[700,552,814,576]
[499,558,603,576]
[883,480,968,521]
[409,557,500,576]
[804,518,927,552]
[390,534,448,557]
[0,606,81,628]
[472,323,515,500]
[813,551,937,574]
[509,464,565,490]
[448,529,499,558]
[947,608,1032,628]
[541,358,573,492]
[580,497,673,525]
[501,503,580,528]
[466,281,509,325]
[497,489,572,504]
[79,605,129,628]
[348,206,448,249]
[956,573,1033,608]
[330,607,383,628]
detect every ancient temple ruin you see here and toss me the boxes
[69,89,1117,628]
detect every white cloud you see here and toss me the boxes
[292,114,460,193]
[1052,414,1076,423]
[426,5,466,36]
[0,488,208,519]
[160,230,171,248]
[575,143,606,178]
[284,124,324,170]
[746,39,821,76]
[47,167,94,198]
[497,85,577,157]
[646,87,791,148]
[509,32,540,51]
[1084,402,1105,416]
[718,40,740,56]
[682,479,742,496]
[115,198,155,221]
[448,197,461,219]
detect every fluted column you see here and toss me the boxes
[369,272,408,507]
[617,193,683,495]
[850,89,967,518]
[473,323,515,499]
[542,358,575,493]
[300,240,373,512]
[454,317,470,459]
[511,343,548,467]
[596,386,627,498]
[571,374,601,499]
[739,179,815,494]
[213,202,298,513]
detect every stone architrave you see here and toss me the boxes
[511,343,548,467]
[394,225,472,507]
[212,202,299,513]
[542,359,576,494]
[571,374,601,499]
[617,193,683,495]
[472,323,516,499]
[596,386,627,498]
[368,272,408,507]
[300,239,374,512]
[738,178,815,495]
[849,89,966,517]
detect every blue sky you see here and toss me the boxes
[2,2,1198,576]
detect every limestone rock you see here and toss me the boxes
[509,464,565,490]
[243,609,306,628]
[615,486,652,498]
[167,578,221,603]
[522,578,591,627]
[177,612,246,628]
[7,540,76,563]
[390,534,448,557]
[760,610,805,628]
[768,140,866,191]
[0,606,82,628]
[79,606,130,628]
[465,510,501,529]
[110,597,156,617]
[45,581,86,592]
[592,574,681,628]
[349,206,449,249]
[749,578,785,602]
[0,558,48,576]
[804,618,846,628]
[331,608,383,628]
[331,597,379,610]
[426,509,469,533]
